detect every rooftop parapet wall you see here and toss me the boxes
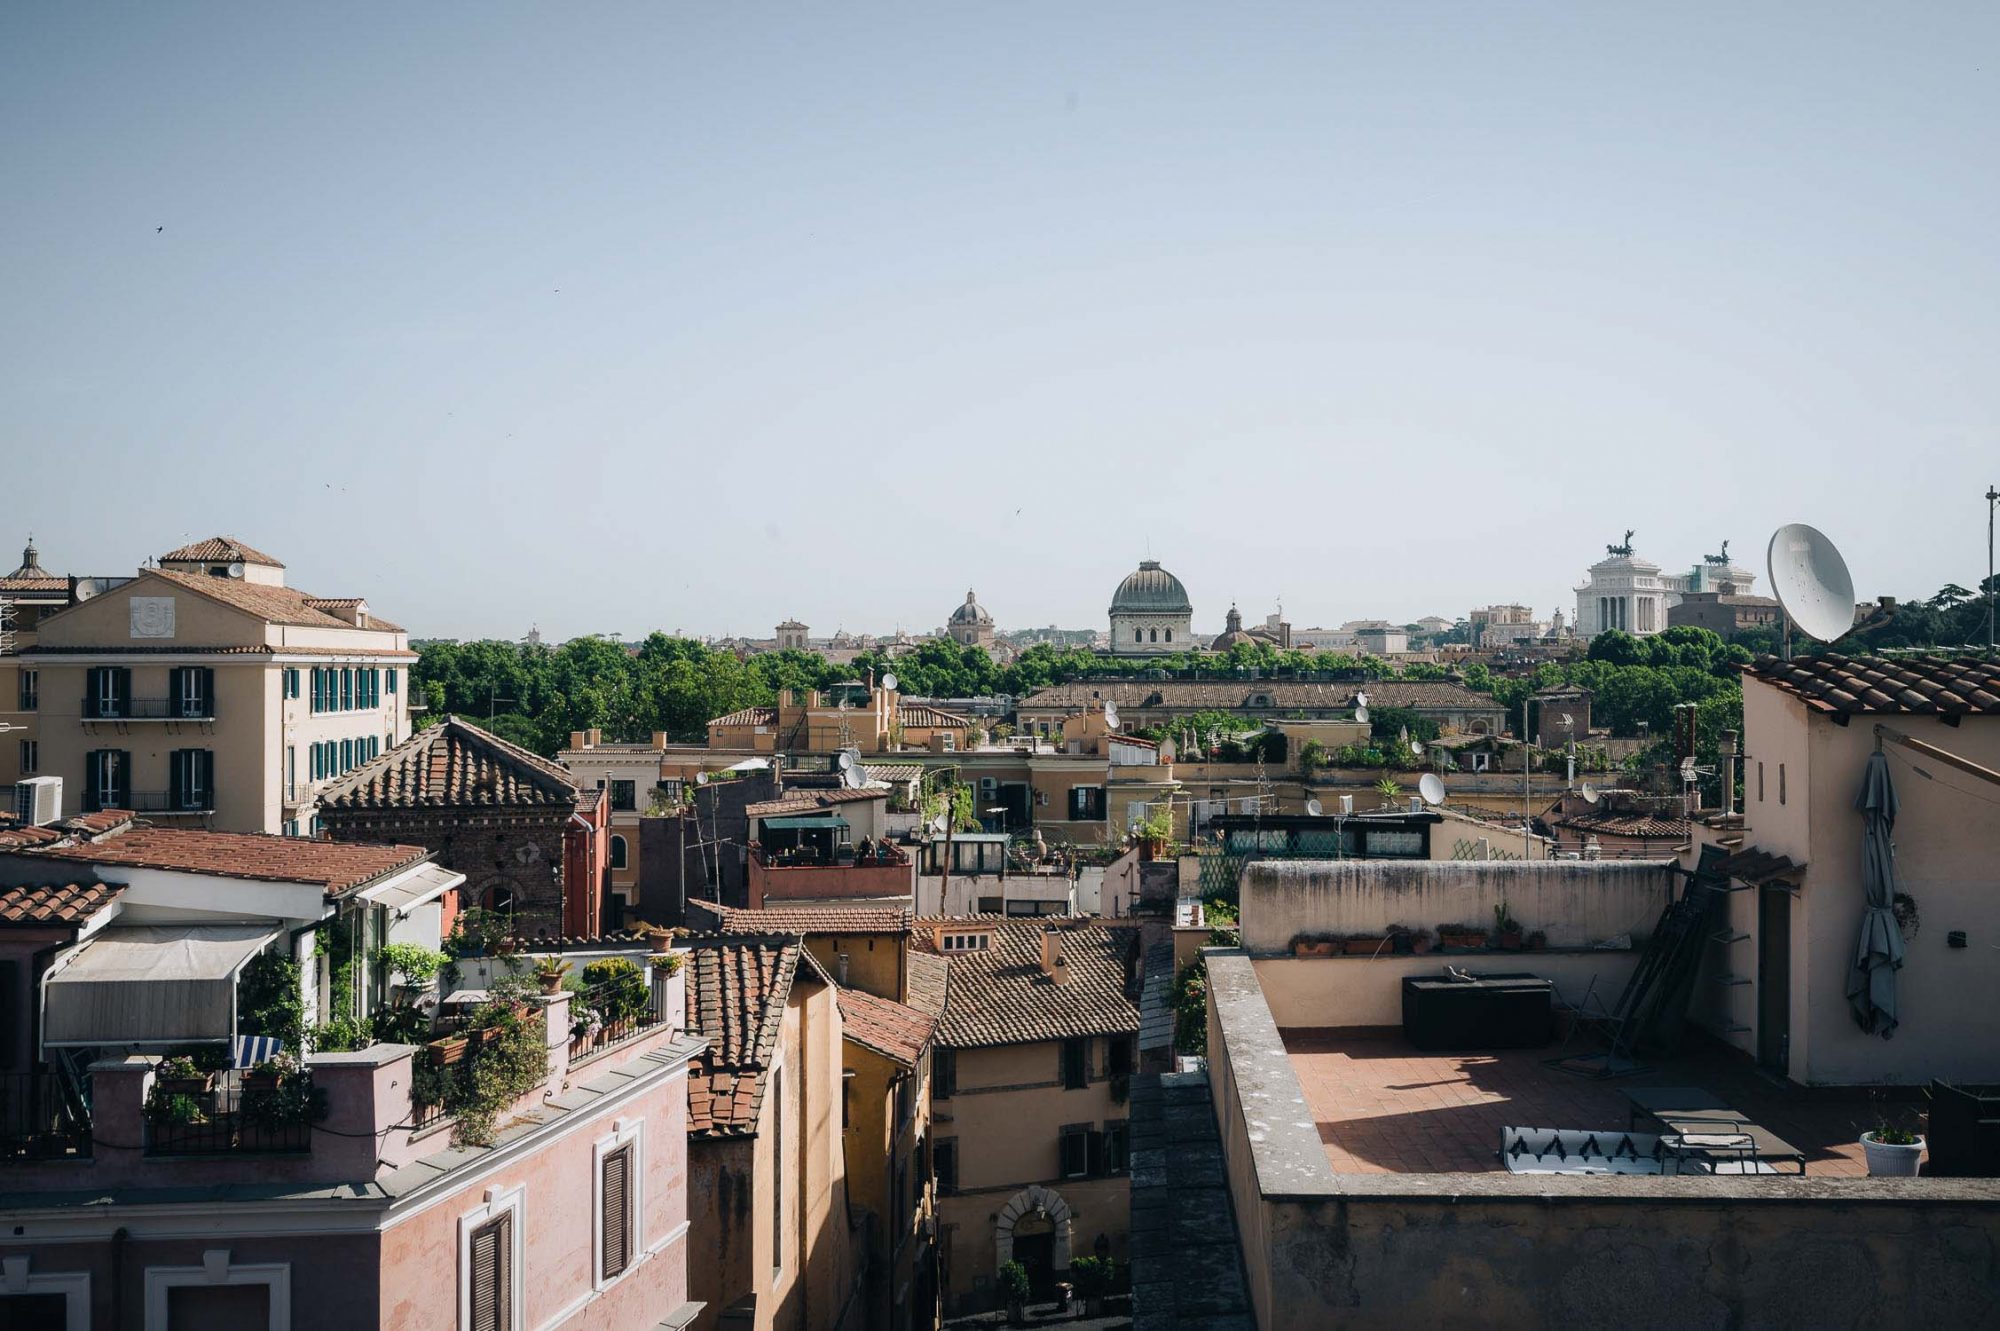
[1240,858,1676,954]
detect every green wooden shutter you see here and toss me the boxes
[113,749,131,809]
[169,749,185,809]
[199,749,214,808]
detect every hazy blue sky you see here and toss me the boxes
[4,4,1995,642]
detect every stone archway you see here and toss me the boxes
[994,1184,1072,1278]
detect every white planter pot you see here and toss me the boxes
[1861,1132,1925,1176]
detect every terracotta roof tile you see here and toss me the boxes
[904,951,949,1019]
[145,569,385,631]
[897,703,971,728]
[30,827,429,896]
[912,918,1139,1050]
[1744,653,2000,716]
[684,935,820,1137]
[838,986,935,1067]
[1551,808,1690,839]
[691,900,913,934]
[709,707,778,727]
[0,880,123,927]
[744,788,888,819]
[318,716,577,810]
[157,536,286,567]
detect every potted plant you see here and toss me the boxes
[533,957,571,995]
[154,1055,213,1096]
[651,950,686,976]
[1410,928,1434,955]
[999,1259,1031,1325]
[427,1032,472,1067]
[1526,930,1547,952]
[377,942,447,993]
[1862,1123,1925,1176]
[1343,934,1390,956]
[1437,923,1488,951]
[1069,1255,1114,1315]
[581,958,650,1039]
[1291,933,1337,958]
[144,1085,206,1127]
[1493,902,1523,950]
[241,1050,299,1093]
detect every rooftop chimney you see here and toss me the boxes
[1039,929,1069,984]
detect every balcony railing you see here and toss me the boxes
[144,1069,312,1156]
[81,697,215,721]
[567,975,668,1064]
[751,842,909,869]
[122,790,216,815]
[0,1071,92,1161]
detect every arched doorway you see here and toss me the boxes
[994,1185,1072,1300]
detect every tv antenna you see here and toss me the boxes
[1767,523,1857,655]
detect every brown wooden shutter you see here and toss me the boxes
[470,1211,512,1331]
[601,1144,632,1280]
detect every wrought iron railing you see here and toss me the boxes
[124,790,216,814]
[567,975,666,1063]
[0,1071,92,1161]
[144,1069,312,1156]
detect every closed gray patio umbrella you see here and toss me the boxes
[1847,750,1905,1038]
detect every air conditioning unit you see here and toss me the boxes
[15,776,61,826]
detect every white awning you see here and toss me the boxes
[356,862,461,916]
[721,758,769,773]
[42,924,279,1046]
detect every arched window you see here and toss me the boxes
[609,835,628,870]
[1149,628,1158,643]
[1164,629,1172,642]
[1133,627,1143,643]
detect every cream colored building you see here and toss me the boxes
[1107,560,1193,655]
[1,537,77,795]
[919,918,1139,1315]
[20,536,412,835]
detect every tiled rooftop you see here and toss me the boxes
[1284,1028,1918,1178]
[743,787,887,818]
[318,715,577,810]
[29,827,430,896]
[135,567,407,635]
[709,706,777,727]
[1018,678,1502,713]
[837,986,935,1067]
[690,900,913,934]
[0,880,123,926]
[1743,652,2000,715]
[158,535,286,566]
[684,935,833,1137]
[1549,807,1691,840]
[913,917,1140,1050]
[896,702,971,728]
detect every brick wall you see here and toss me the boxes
[320,807,568,936]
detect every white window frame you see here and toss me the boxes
[592,1118,646,1292]
[458,1183,526,1331]
[143,1250,288,1330]
[1,1256,89,1331]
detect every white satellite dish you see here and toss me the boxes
[1411,740,1424,756]
[1418,773,1446,807]
[1354,692,1370,708]
[1354,706,1370,725]
[1305,798,1324,817]
[695,771,709,785]
[1103,701,1119,728]
[880,672,898,692]
[1767,523,1857,643]
[1580,782,1599,805]
[837,751,854,771]
[227,561,245,578]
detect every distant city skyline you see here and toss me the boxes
[6,4,1996,640]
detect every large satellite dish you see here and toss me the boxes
[1305,798,1324,817]
[880,672,898,692]
[1580,782,1599,805]
[1354,705,1370,725]
[837,751,854,771]
[1417,773,1446,807]
[1767,523,1856,643]
[1103,701,1119,728]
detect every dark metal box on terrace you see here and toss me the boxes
[1402,972,1552,1050]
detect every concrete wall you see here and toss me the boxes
[1253,951,1641,1028]
[1240,858,1676,955]
[1203,949,2000,1331]
[749,858,914,908]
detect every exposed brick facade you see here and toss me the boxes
[320,807,571,937]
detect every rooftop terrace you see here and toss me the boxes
[1285,1027,1921,1177]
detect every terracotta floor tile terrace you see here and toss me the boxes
[1283,1027,1927,1179]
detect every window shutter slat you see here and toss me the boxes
[602,1145,631,1279]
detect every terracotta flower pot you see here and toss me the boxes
[1412,935,1434,955]
[1497,930,1524,951]
[650,932,674,954]
[539,974,564,995]
[157,1075,212,1097]
[427,1034,470,1067]
[1344,937,1388,956]
[1440,931,1488,951]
